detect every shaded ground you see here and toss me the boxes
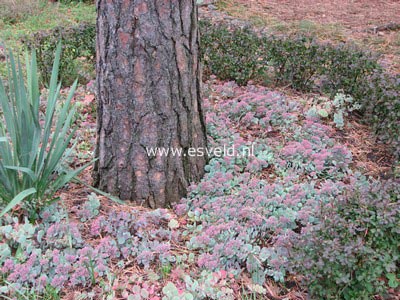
[216,0,400,72]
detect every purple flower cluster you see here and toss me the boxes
[0,203,183,295]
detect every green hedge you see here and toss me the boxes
[200,21,381,95]
[22,22,95,86]
[23,21,400,158]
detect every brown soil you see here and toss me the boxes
[233,0,400,28]
[217,0,400,72]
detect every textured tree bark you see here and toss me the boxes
[94,0,207,208]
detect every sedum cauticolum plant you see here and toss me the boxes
[0,80,398,299]
[176,81,398,299]
[0,43,89,219]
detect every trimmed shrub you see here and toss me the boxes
[200,21,266,86]
[320,43,381,98]
[200,21,381,93]
[264,35,326,91]
[22,23,95,86]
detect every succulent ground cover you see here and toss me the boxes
[1,79,398,299]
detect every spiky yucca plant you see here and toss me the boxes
[0,44,89,219]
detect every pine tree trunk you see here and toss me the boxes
[94,0,207,208]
